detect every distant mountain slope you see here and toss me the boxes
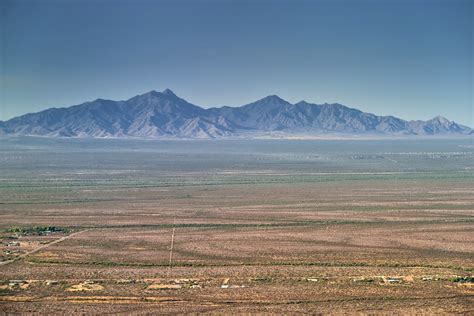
[0,89,471,138]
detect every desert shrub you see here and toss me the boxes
[8,226,69,236]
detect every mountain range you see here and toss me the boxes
[0,89,471,138]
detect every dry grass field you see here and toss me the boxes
[0,138,473,314]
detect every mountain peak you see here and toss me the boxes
[263,94,285,101]
[431,115,450,123]
[252,95,291,106]
[137,89,180,100]
[162,88,177,97]
[295,101,309,105]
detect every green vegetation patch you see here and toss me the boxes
[450,276,474,283]
[7,225,70,236]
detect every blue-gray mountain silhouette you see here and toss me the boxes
[0,89,471,138]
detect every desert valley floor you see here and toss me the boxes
[0,137,473,314]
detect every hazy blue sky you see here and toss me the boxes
[1,0,473,125]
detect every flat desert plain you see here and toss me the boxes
[0,138,473,314]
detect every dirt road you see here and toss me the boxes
[0,229,90,266]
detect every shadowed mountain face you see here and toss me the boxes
[0,90,471,138]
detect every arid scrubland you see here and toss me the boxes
[1,138,473,314]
